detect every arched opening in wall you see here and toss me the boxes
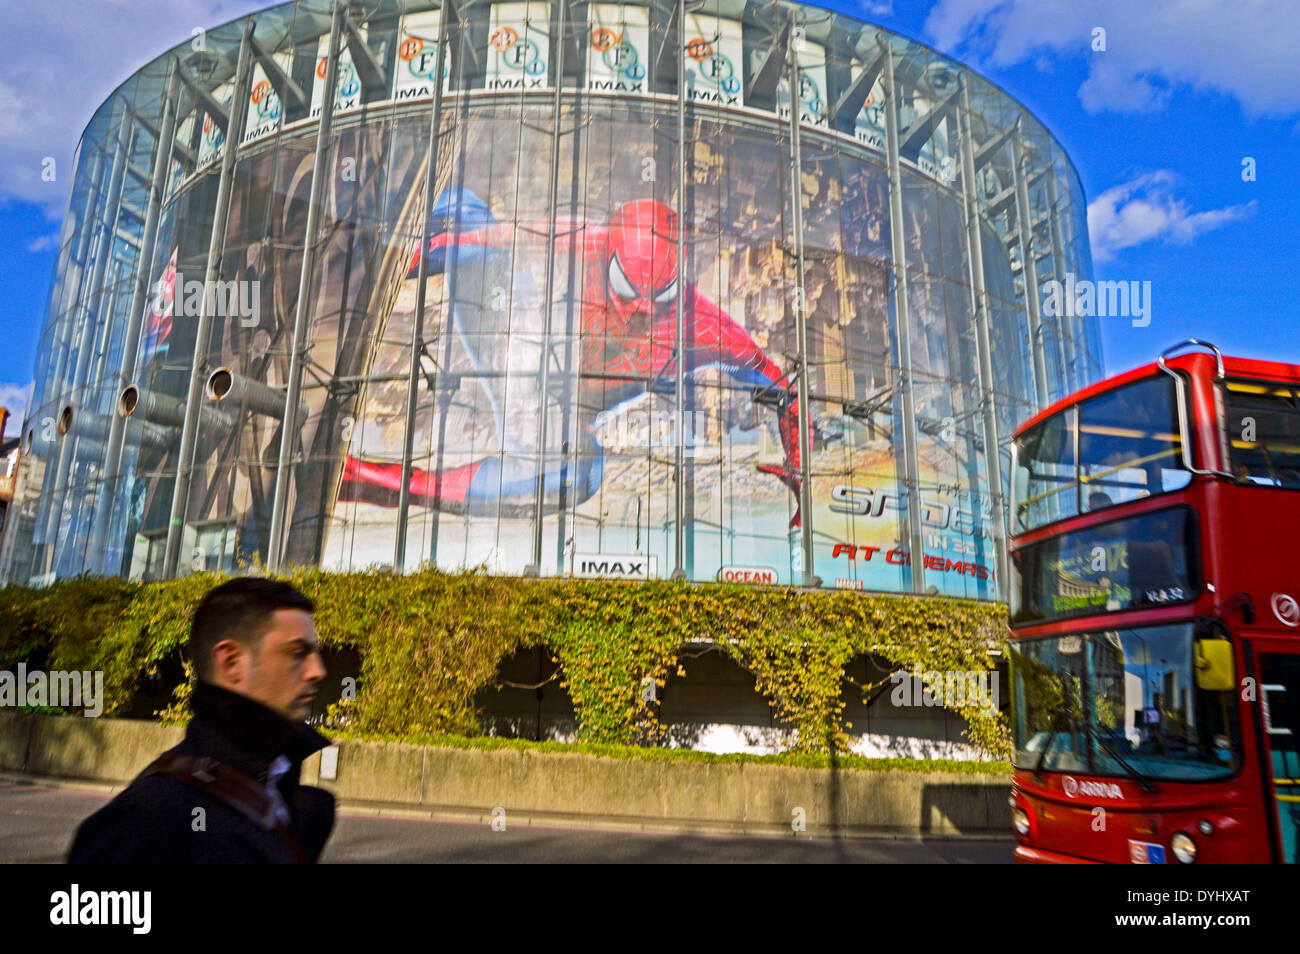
[840,653,1006,761]
[656,643,796,754]
[308,645,363,727]
[473,646,576,743]
[124,649,188,719]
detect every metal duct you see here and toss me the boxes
[119,383,234,434]
[205,366,308,423]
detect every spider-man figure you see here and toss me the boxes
[339,188,808,526]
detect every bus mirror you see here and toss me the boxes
[1195,639,1235,691]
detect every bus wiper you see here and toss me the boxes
[1081,719,1158,793]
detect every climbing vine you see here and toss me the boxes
[0,568,1011,758]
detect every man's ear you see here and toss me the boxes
[210,638,249,687]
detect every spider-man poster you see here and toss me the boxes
[126,101,998,597]
[321,105,996,597]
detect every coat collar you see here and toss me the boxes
[187,681,329,779]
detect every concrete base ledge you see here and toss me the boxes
[0,712,1012,838]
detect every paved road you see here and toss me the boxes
[0,780,1013,864]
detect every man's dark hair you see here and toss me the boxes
[189,577,315,681]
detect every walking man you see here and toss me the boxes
[68,577,334,863]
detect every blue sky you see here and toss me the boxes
[0,0,1296,435]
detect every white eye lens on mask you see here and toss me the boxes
[653,278,678,304]
[607,253,638,301]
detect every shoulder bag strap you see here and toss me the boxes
[137,751,311,864]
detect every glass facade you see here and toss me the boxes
[0,0,1102,598]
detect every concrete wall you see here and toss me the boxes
[0,711,1012,837]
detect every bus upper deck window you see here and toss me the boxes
[1224,379,1300,488]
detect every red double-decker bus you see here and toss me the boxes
[1007,340,1300,863]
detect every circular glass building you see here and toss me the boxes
[0,0,1101,597]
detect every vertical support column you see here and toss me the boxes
[87,64,181,567]
[29,145,106,560]
[1045,171,1075,392]
[394,0,453,572]
[957,77,1008,592]
[1011,137,1049,408]
[47,146,110,412]
[265,5,344,573]
[785,20,816,588]
[670,0,687,581]
[552,0,585,576]
[526,0,570,576]
[163,21,256,578]
[881,40,927,594]
[71,123,134,398]
[0,462,19,581]
[39,106,133,578]
[1056,173,1100,383]
[428,31,476,568]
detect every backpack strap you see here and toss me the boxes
[137,751,311,864]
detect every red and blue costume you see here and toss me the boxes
[340,189,808,526]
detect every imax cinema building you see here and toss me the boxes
[0,0,1102,613]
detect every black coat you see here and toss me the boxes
[68,681,335,864]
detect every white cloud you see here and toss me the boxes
[0,382,33,436]
[924,0,1300,116]
[26,232,59,253]
[1087,171,1256,262]
[0,1,268,213]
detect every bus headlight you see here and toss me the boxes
[1013,807,1031,836]
[1171,832,1197,863]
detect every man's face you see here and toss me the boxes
[228,609,326,721]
